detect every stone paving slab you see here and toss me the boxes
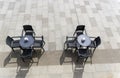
[0,64,120,78]
[0,0,120,52]
[0,49,120,68]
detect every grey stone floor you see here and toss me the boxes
[0,0,120,52]
[0,0,120,77]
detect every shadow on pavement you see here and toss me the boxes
[60,49,85,78]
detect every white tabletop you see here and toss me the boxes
[77,34,91,47]
[19,35,34,49]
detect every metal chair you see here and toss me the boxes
[73,25,87,36]
[22,25,36,36]
[6,36,21,52]
[20,49,33,62]
[89,36,101,56]
[64,36,77,51]
[33,36,45,52]
[85,36,101,64]
[76,48,92,65]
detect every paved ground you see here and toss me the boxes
[0,0,120,77]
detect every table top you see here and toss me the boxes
[77,34,91,47]
[19,35,34,49]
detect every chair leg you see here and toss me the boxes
[73,32,76,36]
[30,57,33,62]
[21,57,25,62]
[12,48,15,53]
[90,56,92,64]
[63,43,67,51]
[84,57,88,66]
[76,56,79,62]
[92,48,96,57]
[42,48,45,52]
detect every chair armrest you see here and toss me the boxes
[89,36,96,40]
[34,36,45,45]
[26,30,36,36]
[89,36,96,38]
[66,36,76,41]
[11,36,22,38]
[34,36,43,38]
[85,29,88,35]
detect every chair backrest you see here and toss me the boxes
[74,25,85,36]
[6,36,14,47]
[94,36,101,47]
[75,25,85,31]
[21,49,33,62]
[25,31,34,36]
[22,25,36,36]
[78,48,89,57]
[23,25,33,31]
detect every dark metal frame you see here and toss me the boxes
[73,25,87,36]
[22,25,36,36]
[64,36,77,51]
[33,36,45,52]
[6,36,21,52]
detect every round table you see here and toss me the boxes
[19,35,34,49]
[77,34,91,47]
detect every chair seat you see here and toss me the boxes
[11,40,20,48]
[76,32,83,36]
[89,41,96,48]
[21,49,32,58]
[33,40,43,48]
[66,40,77,48]
[78,49,91,58]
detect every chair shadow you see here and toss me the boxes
[32,49,45,65]
[4,49,21,67]
[3,49,44,78]
[15,49,44,78]
[4,48,44,66]
[16,58,32,78]
[60,49,84,78]
[73,59,84,78]
[60,49,76,65]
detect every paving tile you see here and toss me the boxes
[48,65,63,74]
[0,1,4,9]
[80,6,87,13]
[95,3,102,10]
[8,2,15,10]
[94,64,110,72]
[48,42,56,51]
[0,14,5,20]
[106,16,113,22]
[82,72,93,78]
[104,41,112,49]
[104,27,113,37]
[92,8,98,13]
[89,17,98,27]
[84,1,90,5]
[116,15,120,22]
[61,73,73,78]
[93,72,114,78]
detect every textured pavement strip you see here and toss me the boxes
[0,64,120,78]
[0,49,119,78]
